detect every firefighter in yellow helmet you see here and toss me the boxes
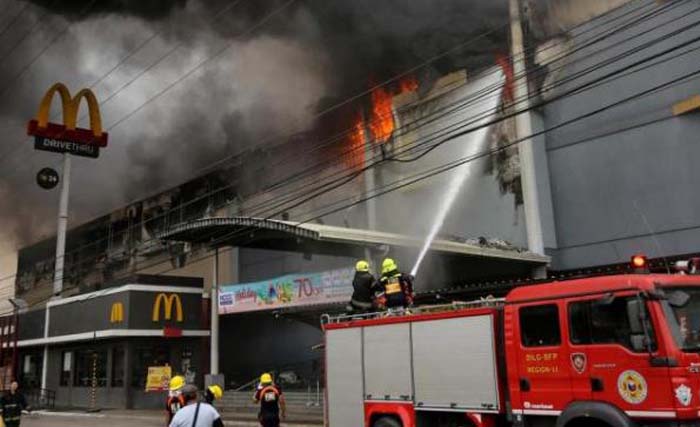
[205,384,224,405]
[253,373,286,427]
[165,375,186,425]
[347,260,380,314]
[376,258,414,310]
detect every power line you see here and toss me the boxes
[1,1,688,288]
[5,56,698,317]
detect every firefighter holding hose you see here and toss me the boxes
[376,258,415,311]
[347,260,380,314]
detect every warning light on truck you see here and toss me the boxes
[631,254,648,272]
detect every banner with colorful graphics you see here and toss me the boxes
[218,267,354,314]
[145,366,172,392]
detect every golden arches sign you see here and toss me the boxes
[152,293,183,322]
[27,82,108,147]
[110,302,124,323]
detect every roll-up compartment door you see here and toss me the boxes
[363,323,413,401]
[412,315,500,411]
[326,327,364,427]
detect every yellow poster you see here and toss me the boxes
[145,366,172,392]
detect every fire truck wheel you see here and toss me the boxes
[373,415,402,427]
[555,401,633,427]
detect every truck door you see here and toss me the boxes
[514,302,574,415]
[567,294,674,417]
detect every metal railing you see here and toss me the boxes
[321,298,505,325]
[24,388,56,410]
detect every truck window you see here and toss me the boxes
[520,304,561,347]
[569,296,656,352]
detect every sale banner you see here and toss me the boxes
[218,267,354,314]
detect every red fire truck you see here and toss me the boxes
[322,257,700,427]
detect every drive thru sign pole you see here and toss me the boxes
[54,153,71,295]
[40,153,71,390]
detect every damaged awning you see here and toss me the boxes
[160,216,549,287]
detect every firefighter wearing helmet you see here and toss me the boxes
[253,373,286,427]
[377,258,415,310]
[348,260,380,314]
[205,384,224,405]
[165,375,186,425]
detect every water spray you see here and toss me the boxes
[411,71,504,277]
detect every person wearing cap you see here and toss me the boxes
[376,258,414,310]
[348,260,379,314]
[204,384,223,405]
[165,375,186,426]
[169,384,224,427]
[253,373,286,427]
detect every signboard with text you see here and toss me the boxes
[34,136,99,158]
[145,366,172,392]
[218,267,354,315]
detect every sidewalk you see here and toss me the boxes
[32,408,323,427]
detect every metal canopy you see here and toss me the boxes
[158,217,320,249]
[160,216,549,266]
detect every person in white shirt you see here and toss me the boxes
[169,385,224,427]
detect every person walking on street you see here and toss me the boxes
[169,384,224,427]
[348,260,379,314]
[254,373,286,427]
[376,258,415,311]
[1,381,30,427]
[165,375,186,426]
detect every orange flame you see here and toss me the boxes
[344,75,418,170]
[345,113,366,169]
[368,76,418,144]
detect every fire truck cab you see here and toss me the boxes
[323,259,700,427]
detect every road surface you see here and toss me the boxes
[22,411,319,427]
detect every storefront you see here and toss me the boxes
[15,275,209,409]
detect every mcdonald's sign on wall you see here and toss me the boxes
[110,302,124,324]
[152,293,183,323]
[27,83,108,158]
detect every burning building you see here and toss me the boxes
[8,0,699,412]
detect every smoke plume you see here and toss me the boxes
[0,0,510,252]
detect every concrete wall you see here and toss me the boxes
[542,0,700,269]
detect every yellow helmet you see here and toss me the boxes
[382,258,398,275]
[355,260,370,272]
[207,384,223,400]
[169,375,185,391]
[260,373,273,384]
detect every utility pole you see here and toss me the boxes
[210,248,219,376]
[509,0,546,261]
[42,152,71,390]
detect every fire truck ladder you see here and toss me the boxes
[321,297,505,325]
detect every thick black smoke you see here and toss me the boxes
[0,0,511,251]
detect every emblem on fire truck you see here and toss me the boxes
[675,384,692,407]
[617,370,648,404]
[570,353,586,374]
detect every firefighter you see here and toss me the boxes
[348,260,379,313]
[204,384,223,405]
[165,375,186,426]
[377,258,415,310]
[253,373,286,427]
[1,381,30,427]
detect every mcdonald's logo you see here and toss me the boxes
[27,82,108,147]
[152,293,183,322]
[110,302,124,324]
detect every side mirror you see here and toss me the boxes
[630,334,646,352]
[627,299,644,335]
